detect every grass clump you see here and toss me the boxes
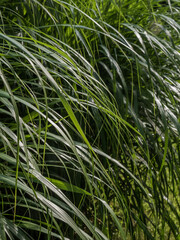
[0,0,180,239]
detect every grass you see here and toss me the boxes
[0,0,180,239]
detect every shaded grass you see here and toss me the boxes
[0,0,180,239]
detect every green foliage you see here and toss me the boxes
[0,0,180,239]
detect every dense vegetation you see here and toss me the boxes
[0,0,180,239]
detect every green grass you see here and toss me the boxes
[0,0,180,239]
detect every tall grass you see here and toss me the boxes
[0,0,180,239]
